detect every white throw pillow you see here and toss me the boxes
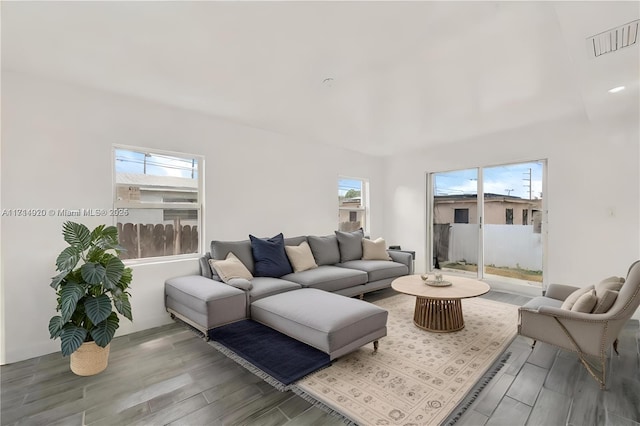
[362,237,391,261]
[284,241,318,273]
[561,285,594,310]
[571,290,598,313]
[209,252,253,283]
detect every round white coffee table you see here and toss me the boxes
[391,274,490,332]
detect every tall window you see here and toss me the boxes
[113,146,203,260]
[338,177,369,233]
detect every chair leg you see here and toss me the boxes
[373,340,379,352]
[531,340,537,350]
[613,338,619,356]
[552,317,606,389]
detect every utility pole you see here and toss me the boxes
[523,168,532,200]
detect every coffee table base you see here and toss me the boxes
[413,297,464,332]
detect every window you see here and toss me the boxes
[338,177,369,233]
[505,208,514,225]
[454,208,469,224]
[522,209,528,225]
[113,146,203,260]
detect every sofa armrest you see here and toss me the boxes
[544,283,580,301]
[388,250,414,275]
[199,253,213,279]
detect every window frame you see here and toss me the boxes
[112,145,204,264]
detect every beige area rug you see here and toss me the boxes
[292,294,518,425]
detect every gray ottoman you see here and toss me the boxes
[251,288,387,360]
[165,275,247,334]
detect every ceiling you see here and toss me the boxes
[2,1,639,156]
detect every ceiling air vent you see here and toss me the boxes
[587,19,639,57]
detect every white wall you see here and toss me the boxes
[445,224,543,271]
[0,72,385,364]
[383,114,640,315]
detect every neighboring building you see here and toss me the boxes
[434,193,542,228]
[338,197,364,232]
[115,173,199,259]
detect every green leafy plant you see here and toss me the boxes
[49,222,133,356]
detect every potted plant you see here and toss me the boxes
[48,221,133,375]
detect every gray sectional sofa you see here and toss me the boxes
[164,231,413,359]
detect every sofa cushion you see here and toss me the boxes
[521,296,564,311]
[250,233,293,278]
[248,277,301,304]
[362,237,391,261]
[281,265,368,292]
[335,228,364,262]
[251,288,388,359]
[226,278,253,291]
[560,285,594,310]
[209,252,253,283]
[338,260,408,282]
[211,239,255,275]
[284,235,308,247]
[165,275,246,330]
[285,241,318,273]
[307,235,341,266]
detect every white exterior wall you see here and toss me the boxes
[0,72,385,364]
[446,224,542,271]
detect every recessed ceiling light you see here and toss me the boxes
[608,86,625,93]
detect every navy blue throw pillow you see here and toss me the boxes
[249,233,293,278]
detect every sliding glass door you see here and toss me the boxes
[482,162,544,284]
[431,168,479,277]
[430,160,545,286]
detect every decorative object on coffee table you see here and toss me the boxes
[48,221,133,376]
[392,274,489,332]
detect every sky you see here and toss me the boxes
[434,161,544,200]
[338,178,363,196]
[115,148,198,179]
[116,150,540,200]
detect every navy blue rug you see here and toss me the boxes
[207,320,330,390]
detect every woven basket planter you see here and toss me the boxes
[70,342,110,376]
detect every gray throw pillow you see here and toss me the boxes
[592,289,618,314]
[335,229,364,263]
[307,235,341,266]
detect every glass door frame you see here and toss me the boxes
[426,160,548,290]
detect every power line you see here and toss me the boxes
[523,168,532,200]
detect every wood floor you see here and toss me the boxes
[2,289,639,426]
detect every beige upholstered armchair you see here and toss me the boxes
[518,260,640,389]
